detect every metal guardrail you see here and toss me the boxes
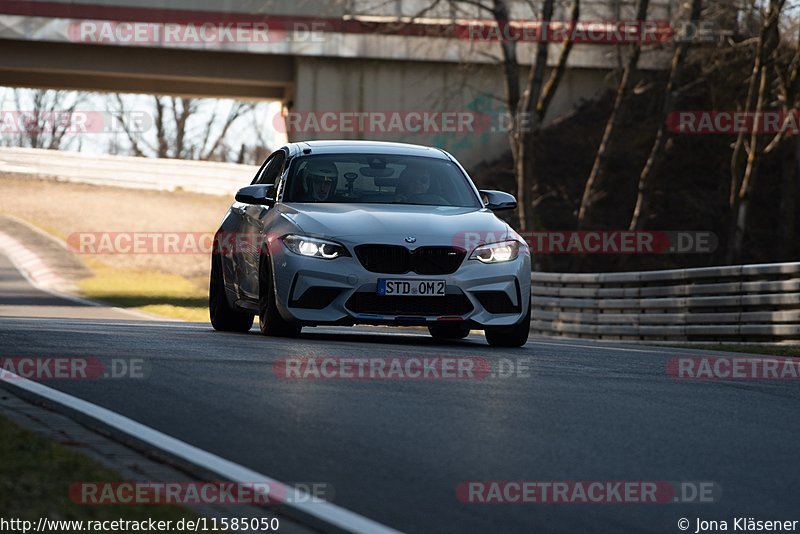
[0,147,258,196]
[531,263,800,342]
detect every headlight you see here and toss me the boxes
[282,235,349,260]
[469,240,522,263]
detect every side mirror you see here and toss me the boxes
[236,184,275,207]
[479,190,517,211]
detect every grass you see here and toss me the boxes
[659,344,800,357]
[0,176,233,323]
[0,415,196,526]
[77,262,209,322]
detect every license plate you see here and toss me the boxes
[377,279,446,297]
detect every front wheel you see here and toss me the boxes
[258,252,301,338]
[484,302,531,348]
[209,252,254,333]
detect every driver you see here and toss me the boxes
[395,165,431,203]
[306,161,338,202]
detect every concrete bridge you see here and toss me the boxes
[0,0,676,166]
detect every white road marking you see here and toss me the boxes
[0,371,401,534]
[0,230,175,322]
[0,318,211,330]
[0,230,72,291]
[527,339,664,354]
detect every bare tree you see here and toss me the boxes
[325,0,581,230]
[776,25,800,260]
[628,0,704,231]
[108,95,253,162]
[447,0,580,230]
[3,89,88,150]
[198,101,254,161]
[577,0,650,229]
[727,0,786,262]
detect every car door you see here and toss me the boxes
[235,149,287,300]
[221,156,270,298]
[228,153,275,300]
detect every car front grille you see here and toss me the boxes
[411,247,467,275]
[354,245,466,275]
[346,291,473,316]
[355,245,409,274]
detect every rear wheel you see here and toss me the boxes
[258,252,302,338]
[484,302,531,348]
[428,324,471,340]
[209,252,254,332]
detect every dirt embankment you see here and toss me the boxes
[469,76,798,272]
[0,176,232,288]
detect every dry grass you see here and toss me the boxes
[77,260,209,322]
[0,415,197,523]
[0,175,236,321]
[0,175,232,285]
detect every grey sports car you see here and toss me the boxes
[209,140,531,347]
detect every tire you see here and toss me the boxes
[209,252,254,332]
[428,324,471,340]
[258,251,302,338]
[484,302,531,348]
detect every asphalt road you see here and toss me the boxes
[1,251,799,533]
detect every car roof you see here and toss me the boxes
[287,140,451,160]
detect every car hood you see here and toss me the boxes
[279,203,511,246]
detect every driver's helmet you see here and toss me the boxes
[305,161,338,201]
[397,164,431,196]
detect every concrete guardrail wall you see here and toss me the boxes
[0,147,258,196]
[531,263,800,342]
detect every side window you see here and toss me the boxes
[255,151,286,185]
[250,156,272,185]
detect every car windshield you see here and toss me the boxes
[282,154,481,208]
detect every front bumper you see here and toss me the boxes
[270,241,531,327]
